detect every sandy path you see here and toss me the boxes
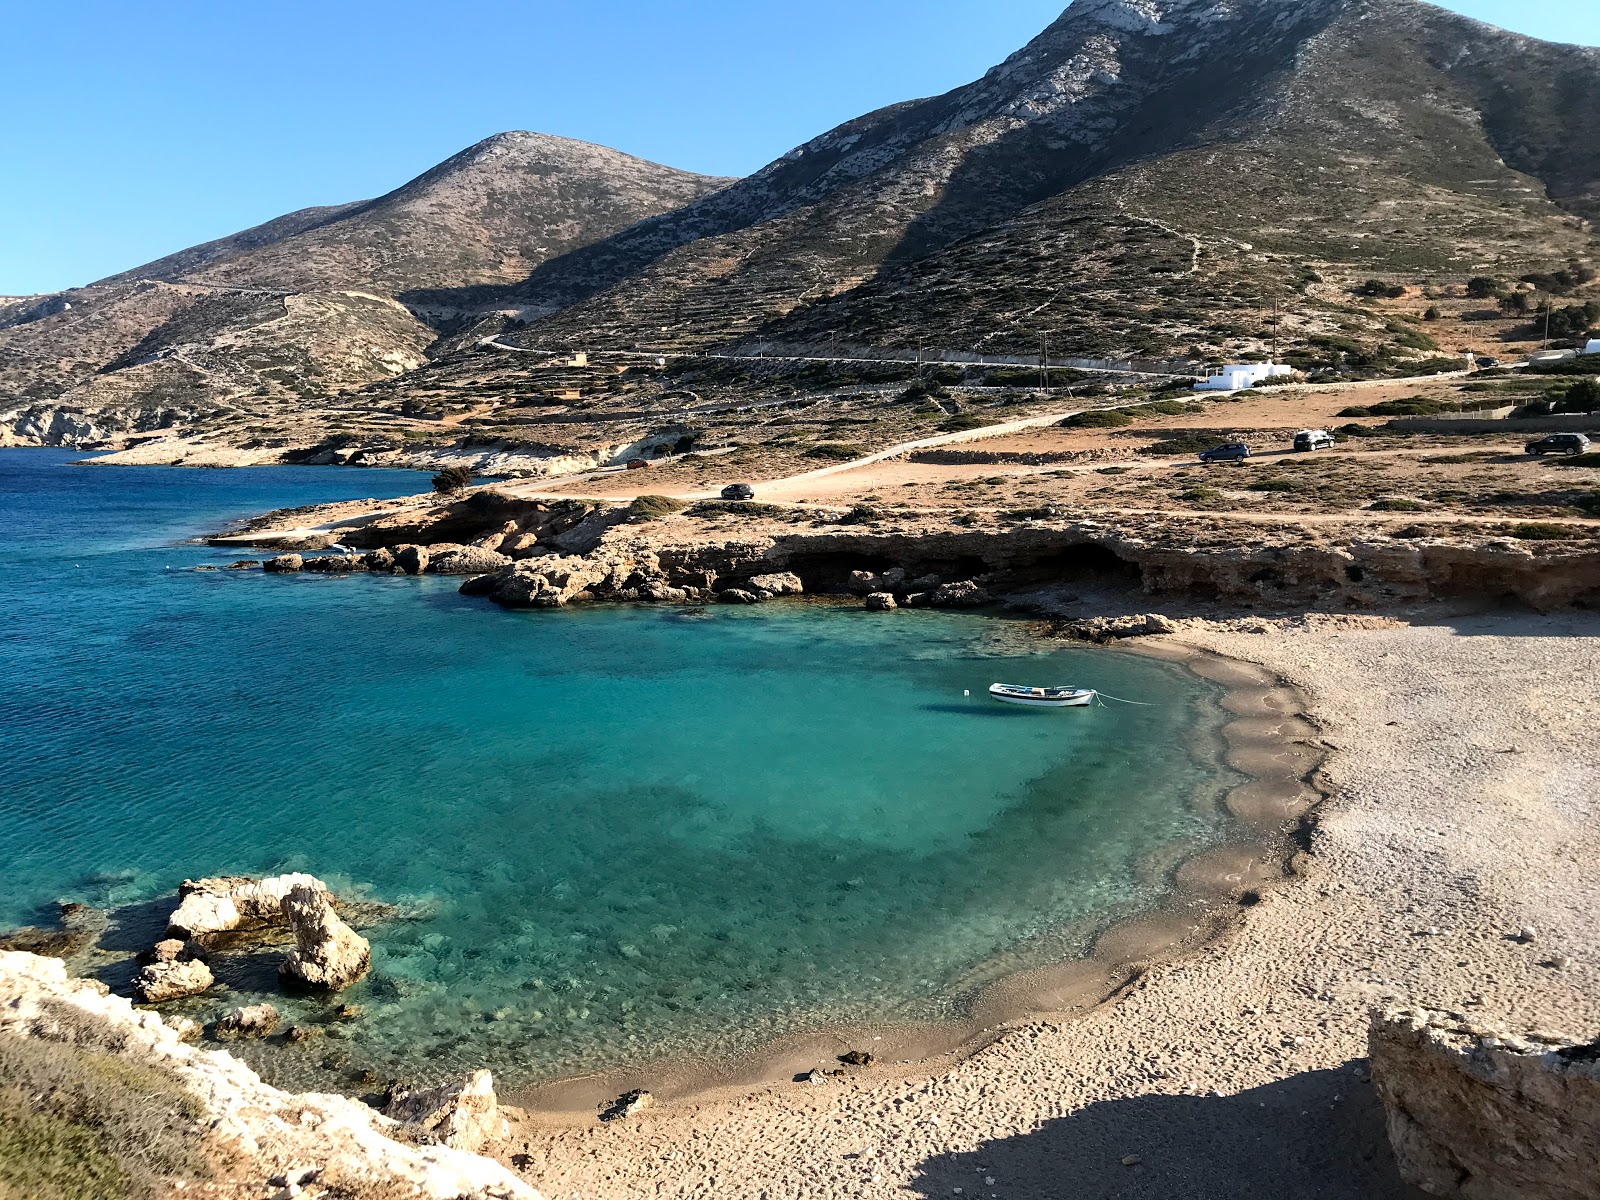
[508,613,1600,1200]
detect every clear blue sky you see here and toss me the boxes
[1,0,1593,296]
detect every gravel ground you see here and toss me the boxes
[507,612,1600,1200]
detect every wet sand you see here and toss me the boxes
[503,611,1600,1199]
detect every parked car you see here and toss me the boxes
[1525,433,1592,456]
[1198,442,1251,463]
[1293,429,1335,452]
[1473,356,1500,368]
[721,483,756,500]
[625,458,651,470]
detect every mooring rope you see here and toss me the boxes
[1092,691,1156,707]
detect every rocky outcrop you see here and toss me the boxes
[215,1003,280,1039]
[363,546,397,573]
[1369,1006,1600,1200]
[745,572,803,598]
[0,902,105,959]
[1057,613,1182,642]
[385,1070,509,1154]
[718,587,760,605]
[167,873,329,939]
[930,580,990,608]
[865,592,898,611]
[132,956,214,1003]
[263,553,304,573]
[303,554,367,574]
[428,546,513,576]
[278,884,371,991]
[0,951,541,1199]
[395,545,429,575]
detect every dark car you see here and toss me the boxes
[1473,356,1500,368]
[1198,442,1251,463]
[721,483,756,500]
[1293,429,1335,452]
[1525,433,1591,457]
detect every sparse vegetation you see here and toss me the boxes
[432,465,473,495]
[804,443,865,460]
[627,495,690,522]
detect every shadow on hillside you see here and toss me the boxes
[907,1068,1427,1200]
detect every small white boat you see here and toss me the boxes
[989,683,1097,708]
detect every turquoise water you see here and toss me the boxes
[0,449,1239,1089]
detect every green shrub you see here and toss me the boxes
[1368,498,1428,512]
[1096,466,1132,475]
[1248,478,1301,493]
[1466,276,1501,299]
[1062,410,1133,428]
[627,495,689,522]
[937,415,991,433]
[1141,433,1232,457]
[1573,493,1600,516]
[0,1030,218,1200]
[1423,306,1442,321]
[1510,522,1582,540]
[804,443,864,460]
[1178,486,1224,506]
[1556,453,1600,468]
[432,465,474,495]
[1356,279,1407,299]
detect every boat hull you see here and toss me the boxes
[988,685,1096,708]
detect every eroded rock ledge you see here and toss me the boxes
[0,950,539,1199]
[1370,1005,1600,1200]
[228,491,1600,612]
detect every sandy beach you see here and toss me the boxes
[504,611,1600,1199]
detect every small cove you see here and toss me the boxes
[0,449,1247,1092]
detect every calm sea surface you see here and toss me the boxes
[0,449,1240,1088]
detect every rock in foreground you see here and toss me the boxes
[1369,1005,1600,1200]
[278,883,371,991]
[385,1069,509,1153]
[131,956,214,1004]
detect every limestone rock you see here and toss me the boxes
[225,560,261,570]
[718,587,760,605]
[865,592,898,611]
[385,1070,508,1153]
[0,902,104,959]
[1144,613,1179,634]
[1369,1005,1600,1199]
[363,547,397,573]
[303,555,366,574]
[930,580,990,608]
[264,554,304,574]
[168,874,329,939]
[165,1015,202,1042]
[278,885,371,991]
[141,937,207,965]
[847,570,881,595]
[600,1089,654,1122]
[132,957,214,1003]
[216,1003,280,1039]
[395,545,429,575]
[428,546,512,576]
[746,572,803,599]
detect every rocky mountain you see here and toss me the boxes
[485,0,1598,362]
[0,134,730,442]
[6,0,1599,450]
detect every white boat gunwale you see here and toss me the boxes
[988,683,1097,708]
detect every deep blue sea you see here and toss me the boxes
[0,449,1239,1088]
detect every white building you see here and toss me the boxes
[1583,339,1600,356]
[1194,363,1294,392]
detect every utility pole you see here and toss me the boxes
[1270,299,1281,362]
[1040,332,1050,389]
[1544,300,1553,350]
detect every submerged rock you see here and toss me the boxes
[278,884,371,991]
[225,560,261,570]
[215,1003,280,1039]
[1369,1005,1600,1199]
[385,1070,508,1152]
[717,587,760,605]
[263,554,304,574]
[167,873,329,939]
[0,902,104,959]
[132,956,214,1004]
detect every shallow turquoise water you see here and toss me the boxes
[0,449,1239,1088]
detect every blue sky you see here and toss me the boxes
[2,0,1593,296]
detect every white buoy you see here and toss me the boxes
[963,690,970,696]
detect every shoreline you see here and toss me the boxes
[501,610,1600,1199]
[499,640,1324,1122]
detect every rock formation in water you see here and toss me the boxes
[132,955,214,1004]
[0,951,541,1199]
[215,1002,280,1039]
[1369,1005,1600,1199]
[278,883,372,991]
[167,872,330,939]
[384,1070,510,1154]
